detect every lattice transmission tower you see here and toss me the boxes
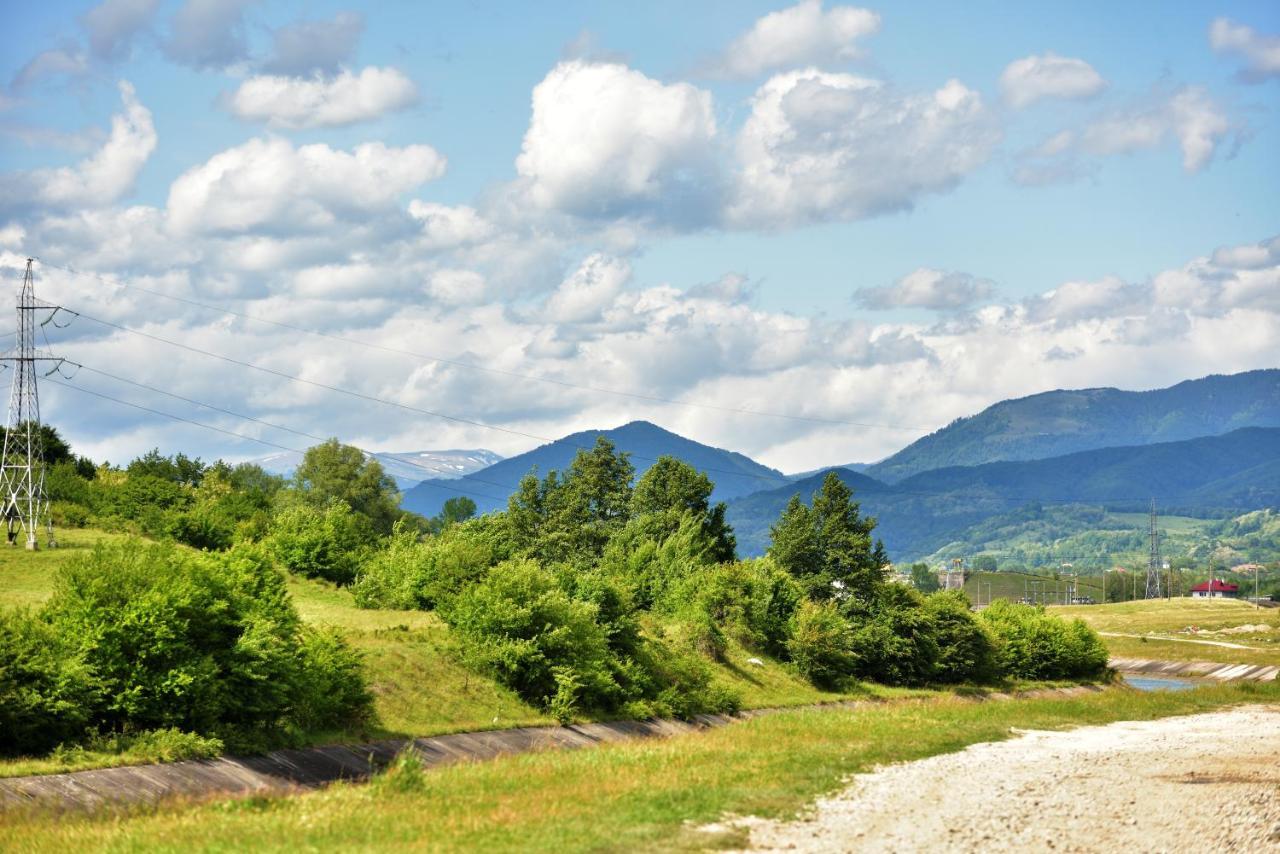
[1145,498,1162,599]
[0,259,62,549]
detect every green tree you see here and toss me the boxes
[909,562,940,593]
[768,472,888,603]
[294,440,400,534]
[630,456,735,562]
[431,496,477,532]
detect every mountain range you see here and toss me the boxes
[400,421,786,517]
[861,369,1280,483]
[378,369,1280,560]
[723,426,1280,560]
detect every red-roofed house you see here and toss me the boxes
[1190,579,1240,599]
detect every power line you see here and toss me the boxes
[68,309,810,489]
[38,259,934,432]
[71,363,523,498]
[47,379,515,506]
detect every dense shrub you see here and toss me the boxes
[448,560,621,717]
[0,609,98,756]
[923,590,997,683]
[786,600,854,689]
[352,522,501,610]
[31,540,371,752]
[979,600,1109,680]
[846,586,940,687]
[663,559,802,659]
[268,500,372,584]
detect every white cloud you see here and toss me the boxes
[227,67,419,129]
[1209,18,1280,82]
[729,70,999,228]
[543,253,631,323]
[262,11,364,76]
[856,268,995,311]
[711,0,880,79]
[166,136,445,234]
[999,52,1106,108]
[515,61,720,223]
[82,0,160,62]
[0,81,155,214]
[1015,86,1235,183]
[408,202,495,251]
[163,0,256,70]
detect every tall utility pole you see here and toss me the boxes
[1145,498,1162,599]
[0,260,59,550]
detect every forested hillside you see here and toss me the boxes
[727,427,1280,560]
[865,370,1280,483]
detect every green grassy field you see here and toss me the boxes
[964,569,1104,604]
[1053,598,1280,666]
[3,681,1275,853]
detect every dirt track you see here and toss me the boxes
[720,705,1280,852]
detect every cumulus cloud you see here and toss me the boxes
[166,136,445,234]
[163,0,256,70]
[227,67,418,129]
[0,81,155,215]
[1209,18,1280,82]
[515,61,720,223]
[999,52,1106,108]
[856,268,995,311]
[262,11,364,76]
[710,0,880,79]
[82,0,160,62]
[729,70,999,228]
[543,253,631,323]
[408,202,495,251]
[1015,86,1235,184]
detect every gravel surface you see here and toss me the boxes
[717,705,1280,852]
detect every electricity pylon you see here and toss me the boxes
[0,259,61,549]
[1145,498,1162,599]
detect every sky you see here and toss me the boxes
[0,0,1278,475]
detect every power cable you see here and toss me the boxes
[46,379,515,506]
[37,258,932,432]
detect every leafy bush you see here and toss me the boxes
[663,559,802,659]
[33,540,371,752]
[979,600,1109,680]
[785,600,854,689]
[352,522,500,610]
[846,586,939,687]
[50,728,224,767]
[448,560,621,713]
[268,499,372,584]
[923,590,997,683]
[0,608,98,756]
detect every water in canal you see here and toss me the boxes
[1122,674,1201,692]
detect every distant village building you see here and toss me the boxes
[1190,579,1240,599]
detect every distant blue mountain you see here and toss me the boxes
[400,420,786,517]
[726,427,1280,560]
[865,369,1280,483]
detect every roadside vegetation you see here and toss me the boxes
[3,681,1275,852]
[2,428,1109,776]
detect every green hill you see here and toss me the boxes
[725,428,1280,561]
[865,369,1280,483]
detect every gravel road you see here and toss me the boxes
[718,705,1280,852]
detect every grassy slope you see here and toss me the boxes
[0,529,860,776]
[4,682,1276,852]
[1053,598,1280,666]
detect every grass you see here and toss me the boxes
[0,527,127,609]
[0,529,870,778]
[1053,597,1280,666]
[3,681,1276,852]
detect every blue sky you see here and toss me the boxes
[1,1,1278,471]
